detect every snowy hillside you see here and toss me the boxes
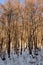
[0,49,43,65]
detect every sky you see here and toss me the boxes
[0,0,5,4]
[0,0,23,4]
[19,0,23,2]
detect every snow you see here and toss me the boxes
[0,49,43,65]
[0,58,5,65]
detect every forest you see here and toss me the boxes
[0,0,43,65]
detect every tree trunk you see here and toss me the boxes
[20,36,22,55]
[7,33,10,58]
[34,36,38,55]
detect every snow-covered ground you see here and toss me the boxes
[0,49,43,65]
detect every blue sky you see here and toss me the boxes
[0,0,5,4]
[0,0,23,4]
[19,0,23,2]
